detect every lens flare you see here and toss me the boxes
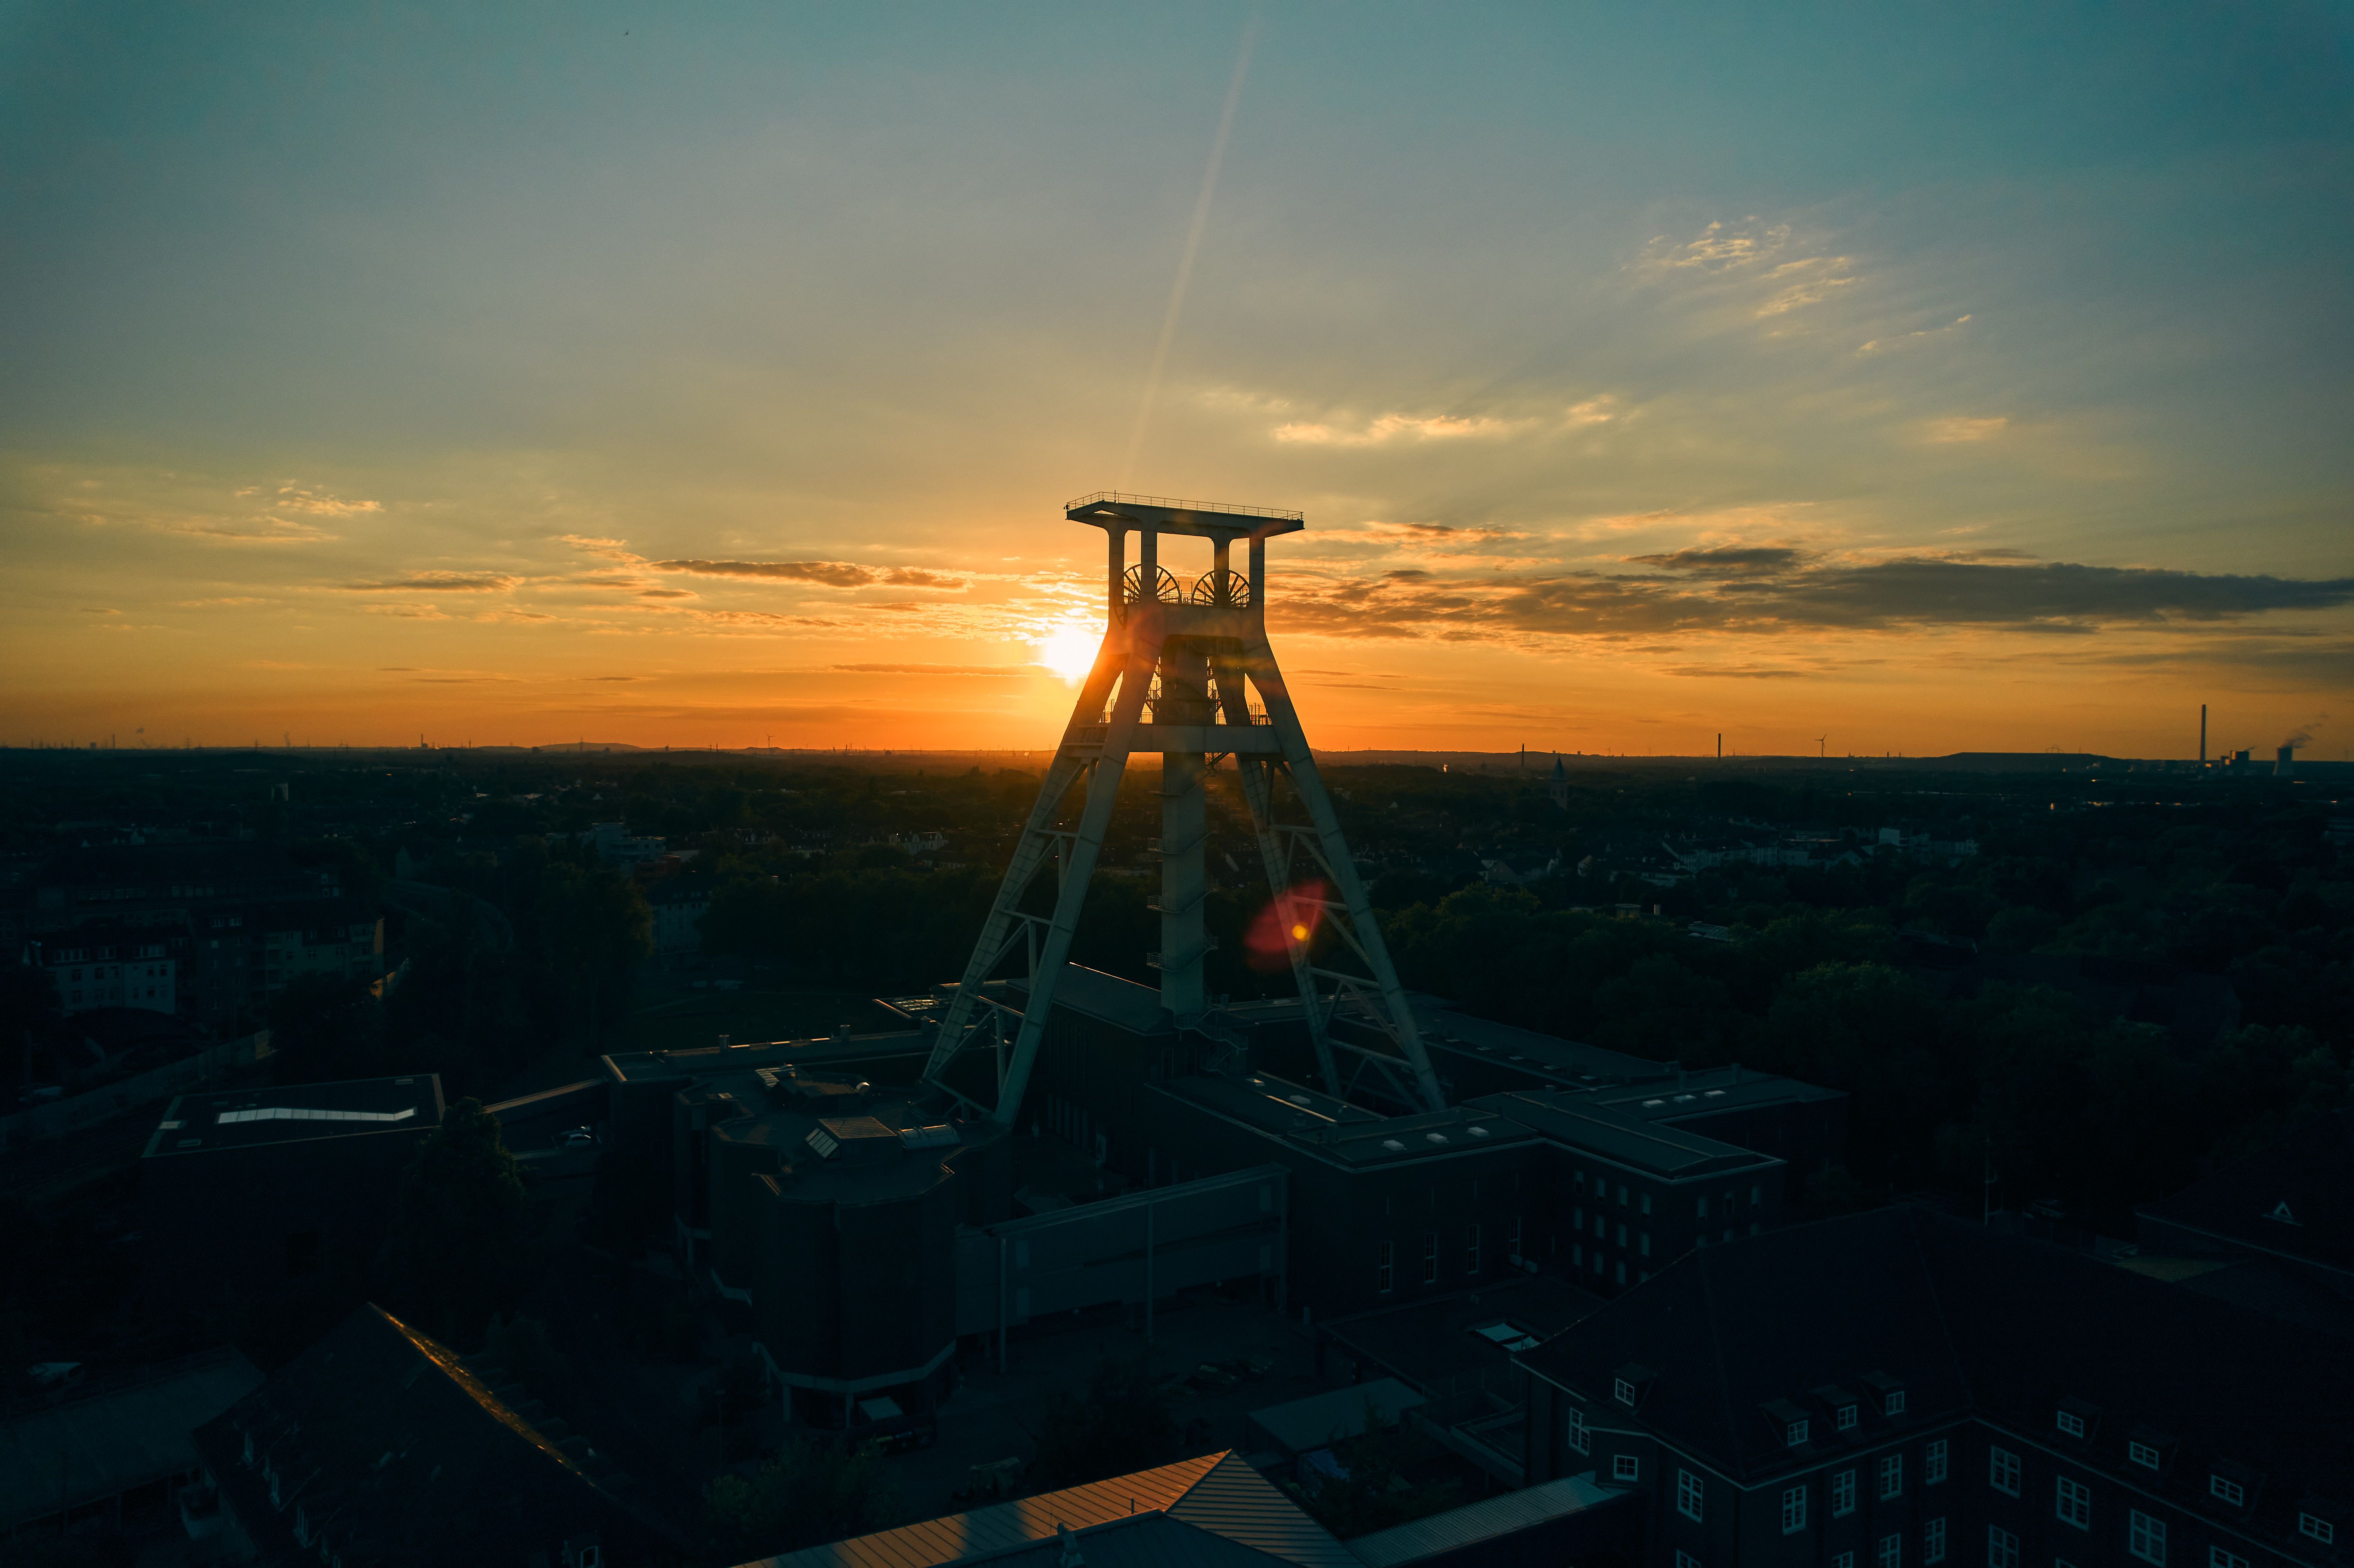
[1034,621,1099,685]
[1246,881,1329,973]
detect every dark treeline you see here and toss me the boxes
[3,749,2345,1234]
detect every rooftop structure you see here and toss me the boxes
[143,1074,442,1157]
[750,1448,1355,1568]
[925,492,1442,1124]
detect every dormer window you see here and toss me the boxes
[1837,1403,1858,1431]
[2058,1409,2085,1438]
[1885,1390,1906,1416]
[1788,1419,1810,1447]
[2300,1515,2336,1546]
[1614,1364,1654,1407]
[1616,1377,1636,1405]
[2129,1441,2160,1469]
[2211,1475,2245,1508]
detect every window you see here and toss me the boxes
[1698,1196,1710,1218]
[1614,1453,1639,1482]
[1615,1260,1627,1284]
[2128,1441,2160,1469]
[1618,1185,1629,1206]
[1833,1470,1857,1517]
[2056,1476,2091,1531]
[1509,1216,1523,1259]
[1887,1390,1908,1416]
[1838,1402,1859,1431]
[1641,1193,1653,1215]
[1594,1212,1606,1237]
[1376,1241,1394,1294]
[1927,1439,1948,1484]
[1924,1518,1947,1564]
[1615,1376,1636,1406]
[1878,1533,1903,1568]
[2208,1476,2243,1508]
[1880,1454,1904,1499]
[1678,1468,1704,1523]
[1423,1232,1439,1284]
[1835,1556,1855,1568]
[1787,1420,1810,1448]
[1782,1486,1809,1534]
[1575,1206,1585,1228]
[2128,1510,2166,1566]
[1676,1554,1702,1568]
[1989,1447,2021,1497]
[1987,1527,2020,1568]
[1616,1223,1628,1247]
[1566,1406,1589,1455]
[1467,1224,1482,1274]
[2057,1409,2086,1439]
[1573,1243,1584,1266]
[1752,1184,1762,1204]
[2301,1516,2336,1546]
[2211,1550,2248,1568]
[1641,1232,1652,1257]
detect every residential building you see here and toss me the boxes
[188,1303,663,1566]
[1520,1205,2352,1568]
[751,1449,1357,1568]
[645,874,714,955]
[28,921,177,1015]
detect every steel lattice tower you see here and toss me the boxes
[922,492,1443,1123]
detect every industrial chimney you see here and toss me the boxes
[2276,744,2295,778]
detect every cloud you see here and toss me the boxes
[1660,665,1812,679]
[1270,554,2354,643]
[1274,412,1530,447]
[636,588,696,599]
[263,483,380,517]
[359,603,451,619]
[557,535,643,563]
[341,571,519,592]
[1755,255,1858,317]
[651,559,966,590]
[1629,546,1809,577]
[832,663,1031,676]
[1923,416,2009,443]
[1640,219,1792,272]
[1860,315,1972,355]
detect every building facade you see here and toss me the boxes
[1520,1206,2351,1568]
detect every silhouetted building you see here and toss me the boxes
[140,1075,442,1321]
[1520,1206,2353,1568]
[188,1303,661,1566]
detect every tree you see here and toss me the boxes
[1024,1353,1196,1492]
[375,1098,540,1346]
[703,1439,902,1559]
[268,972,384,1085]
[1297,1398,1463,1539]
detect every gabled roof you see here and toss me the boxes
[753,1450,1356,1568]
[1519,1206,2354,1540]
[2139,1108,2353,1279]
[0,1348,260,1530]
[190,1304,659,1568]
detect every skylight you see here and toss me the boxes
[216,1106,416,1126]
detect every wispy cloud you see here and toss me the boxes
[1859,314,1973,355]
[1922,415,2010,443]
[652,559,968,589]
[340,571,519,592]
[1273,412,1532,447]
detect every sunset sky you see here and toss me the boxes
[4,3,2349,758]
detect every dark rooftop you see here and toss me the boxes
[144,1074,443,1157]
[1520,1204,2354,1542]
[1464,1089,1782,1181]
[1159,1072,1540,1170]
[2138,1106,2352,1279]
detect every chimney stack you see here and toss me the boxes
[2276,744,2295,778]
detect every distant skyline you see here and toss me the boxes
[3,3,2349,758]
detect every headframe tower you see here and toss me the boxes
[922,492,1443,1123]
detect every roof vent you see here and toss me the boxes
[899,1124,959,1150]
[1380,1139,1405,1151]
[2267,1200,2300,1225]
[805,1126,841,1159]
[1467,1125,1490,1137]
[1425,1132,1450,1144]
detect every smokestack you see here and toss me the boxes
[2198,704,2206,765]
[2276,744,2295,778]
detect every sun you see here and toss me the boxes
[1034,620,1100,685]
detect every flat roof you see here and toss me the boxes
[1589,1067,1845,1121]
[601,1033,928,1086]
[1161,1073,1539,1170]
[1002,963,1175,1038]
[1464,1090,1782,1181]
[1416,1007,1672,1086]
[145,1075,443,1157]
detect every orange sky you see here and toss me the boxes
[3,7,2348,760]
